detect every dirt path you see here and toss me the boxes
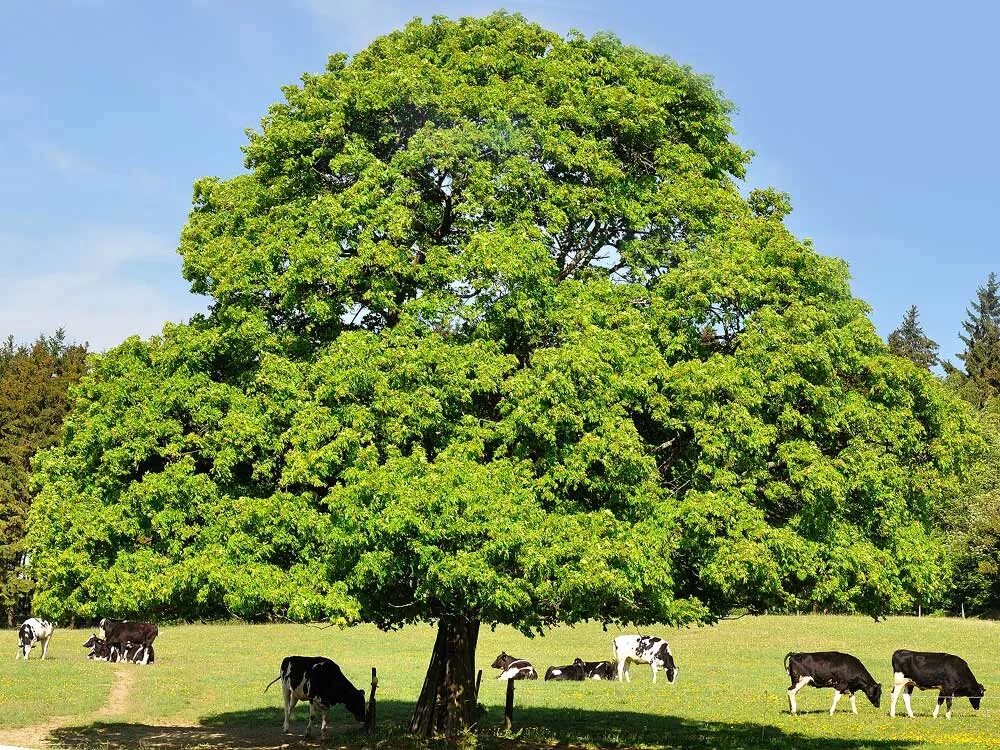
[0,666,135,748]
[94,666,136,719]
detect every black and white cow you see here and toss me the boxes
[99,618,158,649]
[491,652,538,680]
[265,656,365,739]
[544,660,586,681]
[576,659,617,680]
[83,635,154,664]
[17,618,54,660]
[117,642,155,665]
[612,635,677,683]
[784,652,882,715]
[83,634,111,661]
[890,649,985,719]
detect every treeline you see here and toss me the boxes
[888,273,1000,615]
[0,331,87,624]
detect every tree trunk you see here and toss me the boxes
[410,617,480,737]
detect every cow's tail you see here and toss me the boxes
[783,652,795,673]
[264,674,282,693]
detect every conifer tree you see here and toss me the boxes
[958,272,1000,401]
[0,330,87,624]
[888,305,939,369]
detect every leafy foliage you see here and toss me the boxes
[0,331,87,623]
[28,13,975,633]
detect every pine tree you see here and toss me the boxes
[887,305,939,369]
[958,272,1000,401]
[0,330,87,624]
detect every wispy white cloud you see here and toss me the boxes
[34,140,177,201]
[1,227,207,351]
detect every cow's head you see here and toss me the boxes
[345,687,366,722]
[491,652,510,669]
[864,682,882,708]
[970,683,986,710]
[656,643,677,684]
[17,624,33,657]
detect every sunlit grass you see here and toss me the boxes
[1,615,997,749]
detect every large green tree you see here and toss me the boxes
[946,397,1000,615]
[0,330,87,624]
[28,14,976,734]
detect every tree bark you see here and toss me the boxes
[409,617,480,737]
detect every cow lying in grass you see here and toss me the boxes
[545,658,617,681]
[492,652,538,680]
[83,634,154,664]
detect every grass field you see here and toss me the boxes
[1,616,998,749]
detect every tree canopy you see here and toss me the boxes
[26,12,979,733]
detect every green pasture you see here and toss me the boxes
[1,615,998,749]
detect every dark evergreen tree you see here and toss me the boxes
[0,330,87,624]
[887,305,939,369]
[958,272,1000,403]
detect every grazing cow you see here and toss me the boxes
[784,652,882,715]
[613,635,677,683]
[576,659,617,680]
[491,652,539,680]
[17,618,54,660]
[265,656,365,739]
[890,649,985,719]
[544,661,586,681]
[99,618,158,649]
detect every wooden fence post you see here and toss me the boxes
[475,669,483,701]
[503,679,515,731]
[365,666,378,732]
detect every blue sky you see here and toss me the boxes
[1,1,996,361]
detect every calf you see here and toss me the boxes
[784,652,882,715]
[83,634,111,661]
[491,652,538,680]
[613,635,677,683]
[99,618,158,649]
[576,658,617,680]
[117,642,155,665]
[544,661,586,681]
[265,656,365,739]
[83,635,154,664]
[890,649,985,719]
[17,618,54,660]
